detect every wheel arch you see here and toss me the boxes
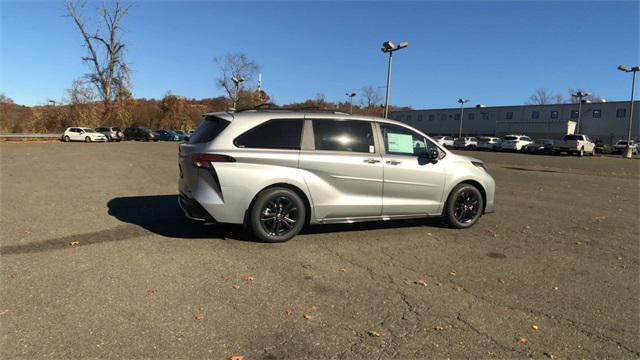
[244,182,313,227]
[446,179,488,213]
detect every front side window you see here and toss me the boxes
[550,111,559,119]
[380,123,433,157]
[312,120,374,153]
[616,108,626,118]
[235,119,303,149]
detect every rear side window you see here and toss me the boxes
[189,116,230,144]
[234,119,303,149]
[312,120,375,153]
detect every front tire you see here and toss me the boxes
[578,147,584,157]
[63,135,70,142]
[444,183,484,229]
[249,188,306,243]
[85,136,91,143]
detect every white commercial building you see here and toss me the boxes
[390,100,640,145]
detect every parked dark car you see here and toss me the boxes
[154,130,181,141]
[124,127,157,141]
[173,130,188,141]
[594,139,609,154]
[525,139,554,154]
[95,126,123,142]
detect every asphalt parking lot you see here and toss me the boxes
[1,142,638,359]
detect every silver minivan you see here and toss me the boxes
[178,109,495,242]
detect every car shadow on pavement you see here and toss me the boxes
[107,195,247,240]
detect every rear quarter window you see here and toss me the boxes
[189,116,231,144]
[234,119,303,149]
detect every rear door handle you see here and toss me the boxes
[386,160,402,165]
[363,158,380,164]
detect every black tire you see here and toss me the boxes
[590,148,595,157]
[63,135,70,142]
[444,183,484,229]
[249,187,306,243]
[578,147,584,157]
[85,136,91,143]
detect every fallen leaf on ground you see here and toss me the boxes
[148,288,158,294]
[231,284,240,289]
[311,305,319,311]
[449,271,456,276]
[368,331,382,337]
[414,280,428,286]
[553,286,559,291]
[575,241,583,245]
[303,314,313,321]
[497,278,505,285]
[0,309,8,316]
[517,336,529,345]
[69,241,80,246]
[453,286,463,292]
[434,326,445,331]
[435,282,442,287]
[338,268,346,272]
[229,356,244,360]
[532,324,540,331]
[616,256,623,260]
[285,309,293,316]
[244,276,255,281]
[487,351,497,357]
[543,352,558,359]
[194,315,203,320]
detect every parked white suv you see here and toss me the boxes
[179,109,495,242]
[432,136,454,147]
[500,135,532,151]
[62,127,107,142]
[477,137,502,151]
[453,137,478,150]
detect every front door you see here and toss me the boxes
[378,123,446,215]
[299,119,383,220]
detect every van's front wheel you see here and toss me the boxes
[444,183,484,229]
[249,188,305,243]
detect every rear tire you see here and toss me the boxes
[249,187,306,243]
[85,136,91,143]
[63,135,70,142]
[578,147,584,157]
[444,183,484,229]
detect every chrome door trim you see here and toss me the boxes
[329,174,383,183]
[319,213,434,224]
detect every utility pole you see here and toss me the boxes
[381,40,408,118]
[345,92,356,114]
[617,65,639,158]
[457,98,469,138]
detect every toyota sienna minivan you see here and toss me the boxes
[179,108,495,242]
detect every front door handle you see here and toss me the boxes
[363,158,380,164]
[386,160,402,165]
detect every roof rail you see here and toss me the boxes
[236,103,350,115]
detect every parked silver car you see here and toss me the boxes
[178,109,495,242]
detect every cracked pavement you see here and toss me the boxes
[1,142,639,359]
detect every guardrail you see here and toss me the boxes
[0,133,61,140]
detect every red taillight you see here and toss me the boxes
[191,154,235,168]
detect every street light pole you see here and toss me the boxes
[345,92,356,114]
[457,98,469,138]
[571,91,590,133]
[231,76,245,109]
[381,40,408,118]
[618,64,640,158]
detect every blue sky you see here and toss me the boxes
[1,1,639,108]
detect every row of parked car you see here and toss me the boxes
[433,134,639,157]
[61,127,193,143]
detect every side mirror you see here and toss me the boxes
[418,147,439,165]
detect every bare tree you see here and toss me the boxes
[0,93,14,104]
[525,88,553,105]
[65,0,131,122]
[214,52,259,108]
[567,88,604,103]
[361,85,383,108]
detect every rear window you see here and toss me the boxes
[189,116,230,144]
[234,119,303,149]
[563,135,583,141]
[503,136,518,141]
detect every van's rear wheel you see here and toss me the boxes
[249,188,305,243]
[444,183,484,229]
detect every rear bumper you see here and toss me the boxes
[178,194,216,222]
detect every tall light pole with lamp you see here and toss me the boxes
[381,40,408,118]
[231,76,245,109]
[457,98,469,138]
[345,92,356,114]
[571,91,591,133]
[617,64,640,158]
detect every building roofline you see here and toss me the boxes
[390,100,640,114]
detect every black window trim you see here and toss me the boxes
[233,118,304,150]
[377,121,447,160]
